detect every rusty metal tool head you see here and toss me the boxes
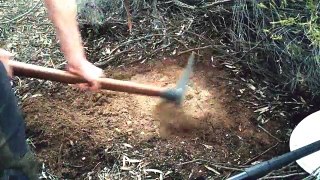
[9,52,195,104]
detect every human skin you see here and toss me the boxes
[0,0,104,90]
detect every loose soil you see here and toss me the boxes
[21,56,284,179]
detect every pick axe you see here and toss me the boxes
[9,53,195,105]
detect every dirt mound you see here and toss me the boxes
[22,58,278,179]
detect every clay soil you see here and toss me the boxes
[21,56,285,179]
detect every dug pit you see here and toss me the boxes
[22,57,280,179]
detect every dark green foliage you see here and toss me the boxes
[231,0,320,95]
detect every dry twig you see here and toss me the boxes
[258,125,283,143]
[177,45,212,55]
[243,143,279,165]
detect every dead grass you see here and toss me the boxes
[0,0,62,67]
[0,0,314,179]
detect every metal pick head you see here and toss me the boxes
[161,52,195,105]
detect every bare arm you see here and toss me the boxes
[44,0,103,90]
[1,0,103,89]
[44,0,84,63]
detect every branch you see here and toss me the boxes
[177,45,212,55]
[200,0,234,8]
[171,0,196,9]
[172,0,234,9]
[109,34,162,55]
[243,143,279,165]
[258,125,283,143]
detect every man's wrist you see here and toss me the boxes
[65,53,87,67]
[60,39,87,65]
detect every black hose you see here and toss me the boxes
[227,139,320,180]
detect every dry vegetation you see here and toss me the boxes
[1,0,320,179]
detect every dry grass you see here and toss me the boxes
[1,0,318,179]
[0,0,63,67]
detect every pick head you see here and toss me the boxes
[161,52,195,105]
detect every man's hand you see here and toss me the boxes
[67,57,104,91]
[0,48,14,78]
[44,0,104,91]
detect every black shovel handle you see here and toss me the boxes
[227,139,320,180]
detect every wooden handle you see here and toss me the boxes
[9,60,165,97]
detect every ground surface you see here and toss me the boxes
[1,1,309,179]
[20,56,288,179]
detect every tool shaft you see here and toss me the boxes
[9,60,165,97]
[228,139,320,180]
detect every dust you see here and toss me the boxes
[130,61,233,139]
[153,101,200,138]
[21,59,278,178]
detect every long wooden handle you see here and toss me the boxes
[9,60,166,97]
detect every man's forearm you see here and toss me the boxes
[44,0,104,89]
[44,0,85,64]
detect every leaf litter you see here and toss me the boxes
[1,0,310,179]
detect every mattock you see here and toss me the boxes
[9,52,195,105]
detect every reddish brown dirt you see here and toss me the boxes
[22,57,281,179]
